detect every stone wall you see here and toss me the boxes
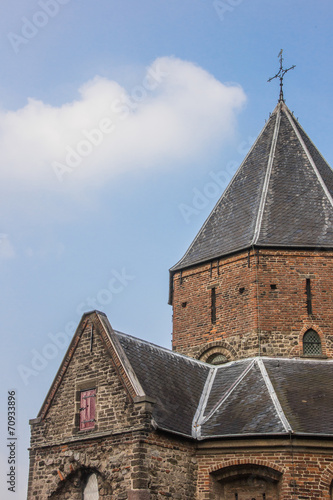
[30,317,143,450]
[28,431,197,499]
[28,313,198,499]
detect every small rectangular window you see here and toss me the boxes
[211,287,216,324]
[80,388,96,430]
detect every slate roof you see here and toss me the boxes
[109,323,333,440]
[115,330,209,436]
[171,100,333,272]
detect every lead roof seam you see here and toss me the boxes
[257,358,292,433]
[285,105,333,209]
[251,106,281,245]
[192,367,217,439]
[199,359,256,429]
[170,112,278,272]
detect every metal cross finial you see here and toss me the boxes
[267,49,295,102]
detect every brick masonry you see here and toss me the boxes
[171,248,333,361]
[196,438,333,499]
[28,244,333,498]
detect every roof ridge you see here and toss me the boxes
[257,358,292,433]
[198,359,255,429]
[284,105,333,209]
[251,105,281,245]
[170,114,277,272]
[97,313,146,397]
[115,330,210,368]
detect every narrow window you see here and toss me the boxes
[306,278,312,315]
[80,388,96,430]
[211,287,216,324]
[303,329,322,356]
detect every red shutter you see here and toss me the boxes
[80,389,96,430]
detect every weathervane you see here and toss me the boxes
[268,49,295,102]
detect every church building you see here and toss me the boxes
[28,87,333,498]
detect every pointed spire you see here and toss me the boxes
[171,101,333,272]
[267,49,296,102]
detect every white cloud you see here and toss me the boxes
[0,57,246,187]
[0,234,15,260]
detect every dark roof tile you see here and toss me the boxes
[115,331,209,437]
[111,324,333,440]
[171,102,333,272]
[264,358,333,435]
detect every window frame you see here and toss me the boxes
[79,388,96,431]
[303,329,322,357]
[72,378,99,435]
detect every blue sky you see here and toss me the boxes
[1,1,333,497]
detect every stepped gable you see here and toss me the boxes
[171,100,333,272]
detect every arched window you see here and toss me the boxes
[206,353,228,365]
[303,329,322,356]
[211,464,281,499]
[83,473,99,500]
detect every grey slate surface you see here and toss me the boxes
[201,362,285,437]
[203,359,252,417]
[171,101,333,271]
[264,358,333,435]
[111,325,333,440]
[115,331,209,436]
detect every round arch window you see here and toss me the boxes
[206,353,228,365]
[303,329,322,356]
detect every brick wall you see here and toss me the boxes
[171,249,333,360]
[256,249,333,359]
[195,438,333,499]
[172,251,257,358]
